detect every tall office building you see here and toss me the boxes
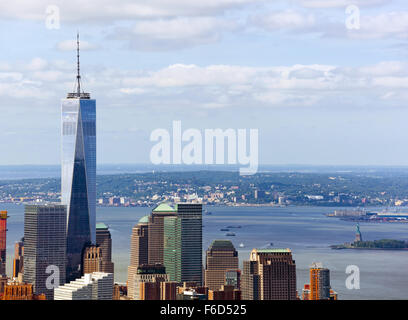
[61,34,96,281]
[242,248,297,300]
[127,216,149,299]
[242,260,259,300]
[23,204,67,300]
[96,223,114,273]
[0,211,8,276]
[12,239,24,280]
[205,240,238,291]
[309,262,331,300]
[148,204,177,265]
[54,272,113,300]
[163,203,202,284]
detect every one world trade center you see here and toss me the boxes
[61,34,96,281]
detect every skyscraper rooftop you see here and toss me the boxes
[96,222,108,230]
[138,215,149,224]
[208,240,235,250]
[152,203,176,213]
[255,248,292,253]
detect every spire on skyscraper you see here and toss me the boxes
[76,32,81,96]
[67,32,90,99]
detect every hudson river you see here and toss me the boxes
[4,204,408,299]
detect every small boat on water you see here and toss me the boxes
[220,228,229,231]
[239,243,245,248]
[226,232,236,236]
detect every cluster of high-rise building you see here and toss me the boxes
[127,203,204,300]
[0,35,339,301]
[126,202,241,301]
[125,204,337,301]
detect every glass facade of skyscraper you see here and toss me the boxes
[61,96,96,281]
[23,204,67,300]
[163,216,181,282]
[163,204,202,285]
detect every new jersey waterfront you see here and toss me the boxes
[3,203,408,300]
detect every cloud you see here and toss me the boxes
[1,58,408,110]
[295,0,389,8]
[349,11,408,39]
[0,0,262,22]
[111,17,238,51]
[289,68,326,79]
[104,62,408,108]
[356,61,408,76]
[120,64,260,88]
[251,8,408,40]
[250,10,316,31]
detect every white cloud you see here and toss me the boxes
[1,58,408,109]
[350,11,408,39]
[109,62,408,108]
[251,9,408,40]
[0,0,262,22]
[357,61,408,76]
[0,72,23,82]
[121,64,259,87]
[250,10,316,31]
[111,17,238,50]
[372,77,408,88]
[131,17,234,40]
[295,0,389,8]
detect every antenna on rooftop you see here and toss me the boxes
[76,32,81,96]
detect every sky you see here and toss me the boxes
[1,0,408,166]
